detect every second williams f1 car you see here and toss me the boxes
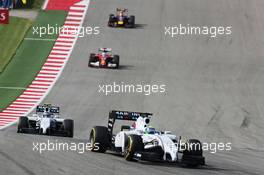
[17,104,74,137]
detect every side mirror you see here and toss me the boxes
[144,118,150,124]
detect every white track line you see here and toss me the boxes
[0,87,26,90]
[42,0,49,10]
[24,38,56,41]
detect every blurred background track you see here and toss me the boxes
[0,0,264,174]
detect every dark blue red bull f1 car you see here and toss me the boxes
[108,8,135,28]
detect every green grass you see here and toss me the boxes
[0,10,67,111]
[0,17,32,73]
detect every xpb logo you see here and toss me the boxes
[0,9,9,24]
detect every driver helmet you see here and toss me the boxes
[43,112,52,118]
[119,11,123,17]
[131,122,136,129]
[102,52,107,58]
[144,126,156,134]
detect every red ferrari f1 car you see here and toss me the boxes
[88,48,120,69]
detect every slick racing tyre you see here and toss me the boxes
[128,15,135,28]
[181,139,204,167]
[108,14,115,27]
[17,116,29,133]
[112,55,120,69]
[121,125,130,131]
[183,139,203,156]
[88,53,97,67]
[46,128,53,136]
[64,119,74,137]
[89,126,110,153]
[39,128,43,134]
[124,135,144,161]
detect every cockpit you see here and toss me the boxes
[145,127,159,135]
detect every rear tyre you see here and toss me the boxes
[46,127,52,136]
[128,15,135,28]
[121,125,130,131]
[89,126,110,153]
[39,128,43,134]
[112,55,120,69]
[17,116,29,133]
[108,14,115,27]
[124,135,144,161]
[64,119,74,137]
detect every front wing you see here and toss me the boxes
[89,61,118,68]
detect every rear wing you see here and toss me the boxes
[36,105,60,114]
[108,110,152,134]
[116,8,128,12]
[99,48,112,52]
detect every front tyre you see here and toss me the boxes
[183,139,203,156]
[88,53,97,67]
[17,116,29,133]
[112,55,120,69]
[124,135,144,161]
[182,139,204,167]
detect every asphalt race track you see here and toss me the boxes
[1,0,264,174]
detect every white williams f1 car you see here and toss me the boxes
[89,110,205,166]
[17,104,74,137]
